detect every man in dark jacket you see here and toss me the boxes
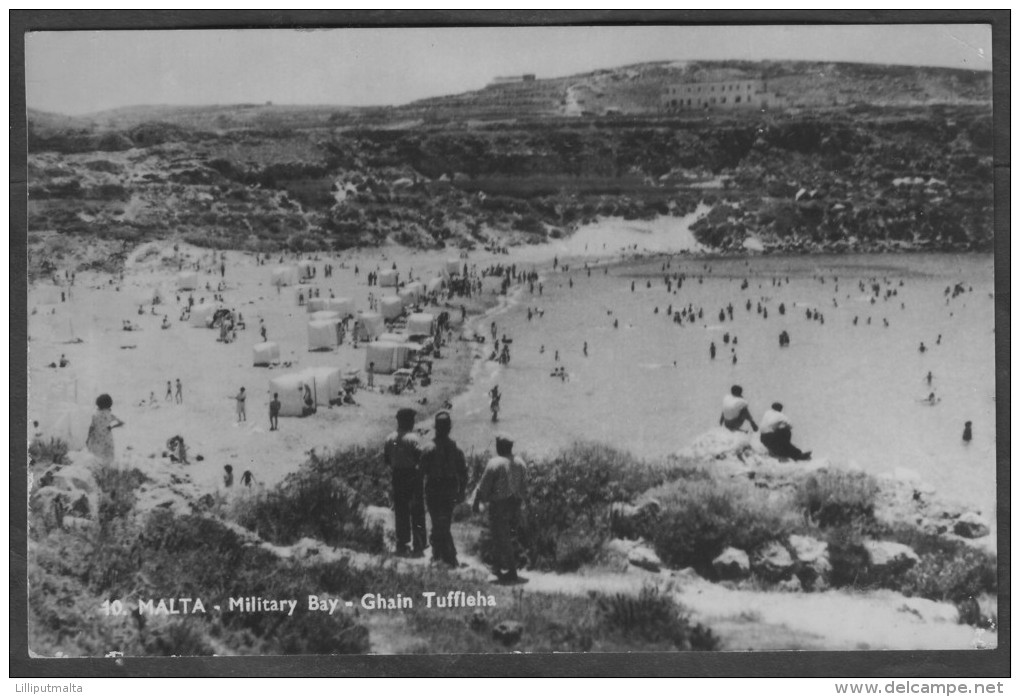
[384,408,426,557]
[422,411,468,567]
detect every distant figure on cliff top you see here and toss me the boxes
[720,385,758,432]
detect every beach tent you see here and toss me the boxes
[309,310,341,323]
[355,312,385,342]
[306,298,327,313]
[404,281,425,299]
[177,271,199,290]
[268,373,313,417]
[190,302,220,328]
[364,341,408,374]
[406,313,435,336]
[378,332,408,344]
[379,296,404,320]
[425,276,445,294]
[35,402,93,451]
[378,269,399,287]
[34,285,63,305]
[253,341,281,367]
[398,287,419,308]
[271,266,298,287]
[41,312,77,343]
[324,297,355,317]
[445,259,462,276]
[308,319,341,351]
[301,366,344,407]
[297,260,315,280]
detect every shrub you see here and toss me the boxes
[93,465,149,525]
[503,442,683,572]
[597,586,720,651]
[648,478,801,576]
[796,469,879,528]
[884,525,997,611]
[29,437,69,466]
[231,446,386,553]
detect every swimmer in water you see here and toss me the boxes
[962,421,973,443]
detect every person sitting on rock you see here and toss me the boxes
[759,403,811,461]
[720,385,758,432]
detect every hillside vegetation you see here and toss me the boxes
[26,60,993,276]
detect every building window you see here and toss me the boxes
[721,97,726,104]
[735,95,741,103]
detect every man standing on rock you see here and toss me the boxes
[473,434,528,583]
[384,408,427,557]
[422,411,468,568]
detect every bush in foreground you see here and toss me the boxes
[231,446,386,553]
[647,478,801,577]
[498,442,686,572]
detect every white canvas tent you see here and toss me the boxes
[253,341,281,366]
[324,297,355,317]
[190,302,220,328]
[406,313,435,336]
[177,271,199,290]
[308,319,341,351]
[379,295,404,320]
[309,310,341,322]
[398,287,418,308]
[297,260,315,279]
[35,402,93,451]
[355,312,385,342]
[404,281,425,299]
[378,269,399,287]
[425,276,445,294]
[445,259,462,276]
[378,332,407,344]
[271,266,298,287]
[268,373,313,417]
[306,298,327,313]
[302,366,344,407]
[34,285,63,305]
[364,341,408,374]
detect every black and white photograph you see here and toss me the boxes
[15,13,1005,672]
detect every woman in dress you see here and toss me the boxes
[86,393,124,465]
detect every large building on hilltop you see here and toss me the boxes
[661,77,784,112]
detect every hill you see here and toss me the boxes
[392,60,991,121]
[24,60,994,276]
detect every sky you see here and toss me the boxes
[25,24,993,115]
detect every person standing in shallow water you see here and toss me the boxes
[86,393,124,466]
[962,421,973,443]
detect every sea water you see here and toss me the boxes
[453,251,997,517]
